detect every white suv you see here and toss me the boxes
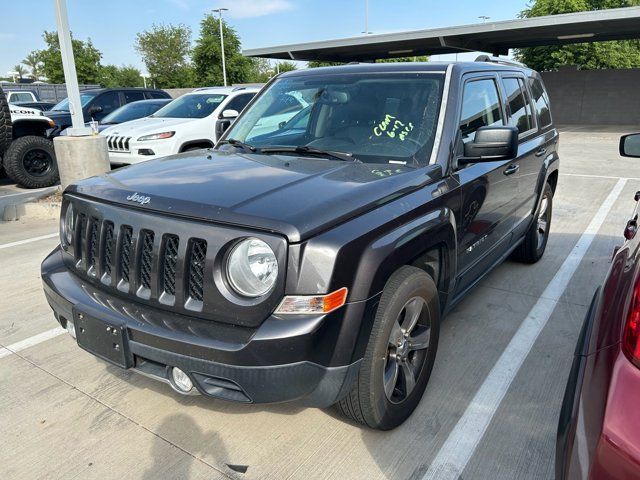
[101,86,260,165]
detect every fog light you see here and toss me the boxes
[66,319,76,339]
[171,367,193,393]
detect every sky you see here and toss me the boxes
[0,0,528,77]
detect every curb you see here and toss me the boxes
[1,187,61,222]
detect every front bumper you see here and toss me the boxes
[42,248,375,407]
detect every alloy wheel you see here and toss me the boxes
[384,296,431,404]
[536,195,550,248]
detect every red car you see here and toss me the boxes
[557,133,640,479]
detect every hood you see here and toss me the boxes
[100,117,199,138]
[45,110,72,124]
[69,151,441,242]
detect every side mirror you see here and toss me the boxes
[215,119,234,139]
[462,126,518,163]
[278,121,287,130]
[221,109,239,119]
[88,105,103,117]
[620,133,640,158]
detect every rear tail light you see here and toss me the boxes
[623,278,640,368]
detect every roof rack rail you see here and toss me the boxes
[475,55,527,68]
[232,86,247,91]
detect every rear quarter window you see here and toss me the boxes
[528,76,552,128]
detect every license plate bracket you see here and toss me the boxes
[73,309,132,369]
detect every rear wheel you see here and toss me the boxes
[514,182,553,263]
[4,136,59,188]
[335,266,440,430]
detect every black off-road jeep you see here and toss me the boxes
[42,59,558,430]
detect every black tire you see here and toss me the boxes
[0,86,12,156]
[4,135,59,189]
[335,266,440,430]
[514,182,553,263]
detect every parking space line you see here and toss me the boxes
[0,233,58,250]
[0,327,66,360]
[422,178,627,480]
[0,187,52,199]
[564,173,640,181]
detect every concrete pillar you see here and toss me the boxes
[54,135,110,189]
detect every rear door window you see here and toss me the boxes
[459,78,504,144]
[502,77,535,135]
[124,91,145,103]
[223,93,255,114]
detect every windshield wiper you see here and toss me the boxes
[220,138,258,152]
[260,145,359,162]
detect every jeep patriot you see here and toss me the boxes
[42,60,559,430]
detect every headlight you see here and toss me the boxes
[226,238,278,297]
[137,131,175,141]
[61,203,74,246]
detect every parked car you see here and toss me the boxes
[0,87,59,188]
[42,60,559,429]
[45,88,171,137]
[60,99,172,135]
[101,86,259,165]
[556,133,640,479]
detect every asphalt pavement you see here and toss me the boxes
[0,126,638,479]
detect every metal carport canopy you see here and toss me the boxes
[243,6,640,61]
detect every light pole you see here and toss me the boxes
[363,0,371,34]
[141,73,150,88]
[53,0,90,135]
[7,71,18,83]
[213,8,229,86]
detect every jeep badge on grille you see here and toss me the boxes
[126,192,151,205]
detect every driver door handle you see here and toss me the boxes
[535,147,547,157]
[503,164,519,176]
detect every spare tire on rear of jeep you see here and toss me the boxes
[4,136,59,188]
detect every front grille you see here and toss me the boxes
[107,135,132,153]
[64,196,285,326]
[187,239,207,302]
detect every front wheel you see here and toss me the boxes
[335,266,440,430]
[4,136,59,188]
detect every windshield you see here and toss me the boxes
[101,101,167,124]
[152,93,227,119]
[223,72,445,166]
[52,93,96,112]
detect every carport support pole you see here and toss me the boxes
[52,0,110,189]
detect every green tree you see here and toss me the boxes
[23,52,43,80]
[276,61,297,73]
[99,65,143,88]
[13,64,27,81]
[135,24,194,88]
[515,0,640,70]
[192,15,253,86]
[33,31,102,84]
